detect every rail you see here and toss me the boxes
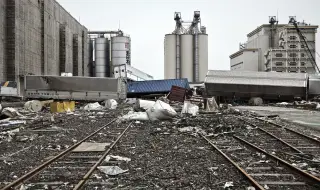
[1,119,118,190]
[234,135,320,183]
[254,117,320,144]
[73,123,132,189]
[200,134,265,190]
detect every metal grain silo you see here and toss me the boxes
[111,36,131,66]
[164,34,177,79]
[95,37,108,77]
[198,34,208,82]
[181,34,193,82]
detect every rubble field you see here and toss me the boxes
[0,101,320,189]
[0,107,120,184]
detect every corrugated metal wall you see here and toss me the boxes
[0,0,89,85]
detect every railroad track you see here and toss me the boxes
[200,134,320,190]
[1,119,133,190]
[254,117,320,156]
[234,116,320,177]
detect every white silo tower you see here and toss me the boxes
[180,34,193,81]
[95,37,108,77]
[164,34,177,79]
[164,11,208,82]
[198,33,208,82]
[111,33,131,66]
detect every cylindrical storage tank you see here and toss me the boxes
[181,34,193,82]
[89,39,94,77]
[111,36,131,66]
[198,34,208,82]
[164,34,176,79]
[95,37,108,77]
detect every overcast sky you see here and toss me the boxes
[58,0,320,79]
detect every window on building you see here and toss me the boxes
[301,53,305,57]
[289,62,297,66]
[275,62,283,66]
[275,53,283,57]
[289,53,297,57]
[301,44,305,48]
[289,44,297,48]
[301,62,306,66]
[289,36,297,40]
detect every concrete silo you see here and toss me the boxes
[164,34,177,79]
[180,34,193,82]
[95,37,108,77]
[111,35,131,66]
[164,11,208,82]
[198,34,208,82]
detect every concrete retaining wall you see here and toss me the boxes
[0,0,89,85]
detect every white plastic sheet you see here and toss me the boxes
[83,102,104,111]
[104,99,118,109]
[121,111,149,121]
[97,166,128,176]
[223,182,233,188]
[181,101,199,116]
[146,100,177,121]
[105,155,131,162]
[134,99,155,111]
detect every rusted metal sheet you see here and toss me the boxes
[168,85,187,102]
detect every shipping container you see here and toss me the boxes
[127,79,189,96]
[24,75,127,101]
[205,70,308,101]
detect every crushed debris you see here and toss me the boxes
[1,107,23,118]
[97,166,128,176]
[223,181,233,188]
[83,102,104,111]
[24,100,43,112]
[181,101,199,116]
[105,155,131,162]
[104,99,118,110]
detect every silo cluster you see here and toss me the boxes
[88,31,131,77]
[164,11,208,82]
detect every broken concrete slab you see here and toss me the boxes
[72,142,111,152]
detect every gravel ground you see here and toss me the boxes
[234,118,320,177]
[82,114,253,189]
[0,108,120,186]
[2,104,320,189]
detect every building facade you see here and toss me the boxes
[0,0,89,92]
[230,19,318,73]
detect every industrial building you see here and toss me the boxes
[0,0,153,97]
[164,11,208,83]
[230,16,318,73]
[88,31,153,81]
[0,0,89,94]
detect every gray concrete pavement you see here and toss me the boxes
[235,106,320,131]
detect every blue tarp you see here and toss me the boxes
[127,79,189,94]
